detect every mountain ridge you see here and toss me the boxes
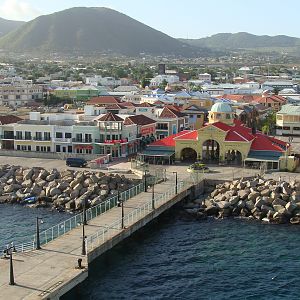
[179,32,300,50]
[0,17,25,37]
[0,7,206,57]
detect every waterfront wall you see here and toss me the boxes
[0,149,99,161]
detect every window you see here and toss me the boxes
[16,131,22,139]
[86,149,92,154]
[16,95,20,100]
[36,146,40,151]
[68,146,72,153]
[17,145,20,150]
[56,132,63,138]
[36,132,42,140]
[76,133,82,142]
[28,145,31,151]
[283,126,290,130]
[65,133,72,139]
[44,132,51,141]
[197,115,202,119]
[56,145,61,152]
[25,131,31,140]
[293,127,300,131]
[85,134,92,142]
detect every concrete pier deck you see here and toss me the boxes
[0,177,200,300]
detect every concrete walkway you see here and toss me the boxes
[0,178,189,300]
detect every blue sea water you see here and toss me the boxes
[1,204,300,300]
[0,204,70,249]
[65,213,300,300]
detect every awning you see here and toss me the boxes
[245,156,279,162]
[139,150,175,157]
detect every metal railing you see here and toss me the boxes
[13,182,145,252]
[86,180,192,252]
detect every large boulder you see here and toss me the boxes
[22,179,32,188]
[238,190,250,200]
[260,189,270,197]
[248,191,260,202]
[49,187,61,197]
[23,168,34,180]
[285,202,298,214]
[229,195,240,205]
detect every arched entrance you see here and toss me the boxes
[225,150,243,165]
[202,140,220,162]
[181,148,197,162]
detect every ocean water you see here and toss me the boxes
[1,205,300,300]
[64,212,300,300]
[0,204,70,249]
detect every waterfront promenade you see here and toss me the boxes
[0,174,198,300]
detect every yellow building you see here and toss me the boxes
[142,102,294,170]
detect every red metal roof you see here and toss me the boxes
[209,122,232,131]
[149,131,190,147]
[87,96,120,105]
[175,130,198,140]
[250,134,285,152]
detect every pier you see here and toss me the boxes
[0,174,203,300]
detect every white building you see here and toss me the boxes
[198,73,211,83]
[150,75,179,87]
[0,84,43,106]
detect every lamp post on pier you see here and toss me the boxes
[36,217,43,250]
[152,183,155,210]
[83,201,87,225]
[144,169,149,192]
[173,171,178,194]
[3,243,16,285]
[117,190,125,229]
[81,222,86,256]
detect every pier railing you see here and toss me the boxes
[86,179,192,252]
[13,182,145,252]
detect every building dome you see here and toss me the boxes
[210,102,233,113]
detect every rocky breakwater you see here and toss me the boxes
[0,165,140,212]
[191,177,300,224]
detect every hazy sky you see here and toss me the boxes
[0,0,299,39]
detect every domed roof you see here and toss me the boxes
[210,102,232,113]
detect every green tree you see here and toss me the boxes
[159,79,168,90]
[141,78,151,88]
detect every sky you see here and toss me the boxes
[0,0,299,39]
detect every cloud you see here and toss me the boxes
[0,0,42,21]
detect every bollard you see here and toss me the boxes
[77,258,82,269]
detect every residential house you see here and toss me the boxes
[276,104,300,136]
[155,107,188,139]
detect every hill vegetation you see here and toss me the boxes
[0,7,204,56]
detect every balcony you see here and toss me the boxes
[33,137,51,141]
[54,138,72,143]
[95,138,128,144]
[1,134,15,140]
[72,138,93,143]
[14,136,33,141]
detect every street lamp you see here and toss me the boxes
[117,190,125,229]
[3,243,16,285]
[144,169,149,192]
[152,184,155,210]
[83,201,87,226]
[36,217,43,250]
[173,171,178,194]
[81,222,86,256]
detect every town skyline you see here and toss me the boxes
[0,0,299,39]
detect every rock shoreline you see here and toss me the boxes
[0,165,141,212]
[186,176,300,225]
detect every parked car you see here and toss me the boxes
[187,162,209,173]
[66,157,88,167]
